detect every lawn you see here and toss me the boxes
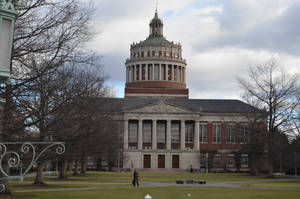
[13,187,300,199]
[6,171,300,199]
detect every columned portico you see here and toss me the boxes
[166,120,171,150]
[194,121,200,151]
[180,120,185,150]
[152,120,157,150]
[138,120,143,149]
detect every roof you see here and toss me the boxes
[102,98,258,114]
[142,36,172,45]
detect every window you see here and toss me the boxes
[241,155,248,166]
[226,124,236,143]
[200,124,207,143]
[171,121,180,143]
[240,125,249,144]
[155,51,159,57]
[162,65,166,80]
[185,121,194,142]
[148,64,152,80]
[168,65,172,80]
[174,66,177,81]
[143,121,152,143]
[157,121,166,143]
[227,154,234,166]
[128,120,138,142]
[166,52,170,57]
[136,65,139,80]
[141,51,144,58]
[213,154,220,167]
[213,124,221,143]
[147,51,150,57]
[154,64,160,80]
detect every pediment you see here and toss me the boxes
[126,99,197,114]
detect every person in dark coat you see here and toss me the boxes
[132,170,139,187]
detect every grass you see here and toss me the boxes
[6,171,300,199]
[13,187,300,199]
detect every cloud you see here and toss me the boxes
[88,0,300,99]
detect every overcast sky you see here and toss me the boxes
[87,0,300,99]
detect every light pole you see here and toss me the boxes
[294,151,297,177]
[0,0,18,102]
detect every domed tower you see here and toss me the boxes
[124,10,189,98]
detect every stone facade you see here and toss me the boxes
[121,99,252,171]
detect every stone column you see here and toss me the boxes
[145,64,148,80]
[182,67,185,83]
[138,65,142,81]
[124,120,128,150]
[167,120,171,150]
[177,66,180,82]
[152,64,155,80]
[171,65,174,81]
[159,64,162,80]
[138,120,143,150]
[165,65,168,80]
[152,120,157,150]
[194,121,200,151]
[180,120,185,150]
[133,65,136,81]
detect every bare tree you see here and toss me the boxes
[237,58,300,176]
[0,0,105,187]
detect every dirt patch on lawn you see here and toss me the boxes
[1,194,35,198]
[14,184,63,188]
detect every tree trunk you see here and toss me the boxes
[268,153,274,177]
[59,158,68,179]
[96,157,102,171]
[34,161,45,185]
[80,156,86,174]
[73,159,79,176]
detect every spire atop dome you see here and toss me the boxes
[149,5,163,39]
[155,1,158,17]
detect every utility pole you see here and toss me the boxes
[295,151,297,177]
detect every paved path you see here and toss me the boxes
[12,178,300,193]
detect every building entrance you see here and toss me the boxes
[143,154,151,168]
[158,155,165,168]
[172,155,179,168]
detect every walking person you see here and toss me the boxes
[132,170,139,187]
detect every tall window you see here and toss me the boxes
[128,120,138,142]
[174,66,177,81]
[171,121,180,143]
[200,124,207,143]
[148,64,152,80]
[213,154,220,167]
[142,65,146,80]
[162,65,166,80]
[240,125,249,144]
[168,65,172,80]
[154,64,160,80]
[157,121,166,143]
[241,155,248,166]
[227,154,234,166]
[226,124,236,143]
[143,121,152,143]
[136,65,139,80]
[213,124,221,143]
[185,121,194,142]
